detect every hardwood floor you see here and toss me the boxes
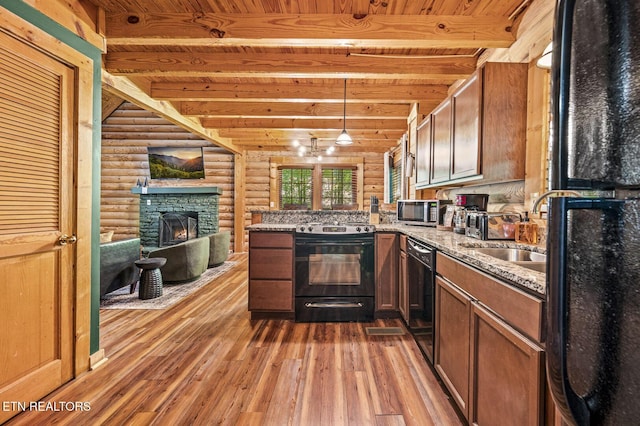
[7,254,462,426]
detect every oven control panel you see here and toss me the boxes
[297,223,375,234]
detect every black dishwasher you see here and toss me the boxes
[406,237,435,363]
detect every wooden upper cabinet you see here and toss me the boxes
[416,62,527,188]
[480,62,528,183]
[415,115,432,188]
[451,71,482,180]
[430,98,453,184]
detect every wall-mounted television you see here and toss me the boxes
[148,147,205,179]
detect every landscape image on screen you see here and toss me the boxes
[148,147,205,179]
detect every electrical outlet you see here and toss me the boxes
[269,201,275,207]
[147,199,151,205]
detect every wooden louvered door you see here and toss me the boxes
[0,29,76,421]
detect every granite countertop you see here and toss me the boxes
[247,223,547,297]
[377,224,546,296]
[247,223,297,232]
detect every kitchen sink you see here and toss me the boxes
[472,248,547,273]
[473,247,546,262]
[512,261,547,273]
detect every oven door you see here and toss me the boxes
[295,234,374,297]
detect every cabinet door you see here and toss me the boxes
[375,233,398,312]
[249,280,293,311]
[415,115,432,188]
[470,303,544,426]
[430,98,452,184]
[451,71,482,180]
[398,249,408,322]
[435,276,472,419]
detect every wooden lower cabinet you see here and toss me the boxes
[398,243,408,322]
[248,231,294,314]
[375,232,398,313]
[435,276,472,416]
[435,253,545,424]
[470,302,544,426]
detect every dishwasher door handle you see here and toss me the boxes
[408,240,431,254]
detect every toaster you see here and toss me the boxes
[466,212,521,240]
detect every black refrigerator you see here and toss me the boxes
[546,1,640,425]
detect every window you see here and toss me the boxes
[271,157,363,210]
[321,167,356,209]
[279,167,312,209]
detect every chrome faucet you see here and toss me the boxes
[531,190,582,213]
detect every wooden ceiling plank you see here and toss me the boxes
[101,71,240,153]
[178,101,410,118]
[150,81,449,103]
[105,13,515,48]
[105,52,477,79]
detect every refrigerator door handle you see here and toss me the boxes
[546,197,624,425]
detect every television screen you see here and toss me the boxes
[148,147,205,179]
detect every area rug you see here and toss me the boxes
[100,261,237,310]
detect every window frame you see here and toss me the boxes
[270,156,364,211]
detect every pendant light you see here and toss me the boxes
[336,79,353,145]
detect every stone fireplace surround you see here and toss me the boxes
[132,186,222,249]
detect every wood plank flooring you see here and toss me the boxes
[7,254,462,426]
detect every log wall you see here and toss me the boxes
[100,102,235,245]
[101,102,387,250]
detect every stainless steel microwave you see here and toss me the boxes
[397,199,451,226]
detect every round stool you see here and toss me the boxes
[135,257,167,300]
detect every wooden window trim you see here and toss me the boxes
[270,156,364,210]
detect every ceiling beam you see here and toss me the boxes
[216,129,405,139]
[150,81,450,103]
[235,144,395,153]
[105,13,516,49]
[101,71,240,154]
[178,101,410,118]
[104,52,477,80]
[234,138,398,150]
[199,118,407,130]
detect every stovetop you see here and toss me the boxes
[296,222,375,234]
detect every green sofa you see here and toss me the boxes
[208,231,231,267]
[100,238,141,298]
[148,236,210,283]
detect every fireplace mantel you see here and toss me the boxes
[131,186,222,195]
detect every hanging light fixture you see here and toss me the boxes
[292,137,334,160]
[336,79,353,145]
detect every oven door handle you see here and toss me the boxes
[295,241,373,247]
[304,301,364,309]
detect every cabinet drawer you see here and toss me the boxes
[249,280,293,311]
[249,248,293,279]
[250,232,293,248]
[436,253,543,342]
